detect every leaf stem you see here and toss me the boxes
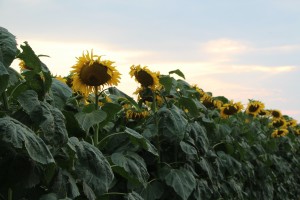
[97,132,125,148]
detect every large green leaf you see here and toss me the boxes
[99,102,122,128]
[188,122,209,153]
[69,137,114,197]
[18,90,68,152]
[159,75,177,96]
[124,127,159,156]
[157,105,188,142]
[139,180,164,200]
[180,140,198,156]
[163,168,196,200]
[0,27,17,68]
[50,78,72,110]
[111,151,149,187]
[193,179,213,200]
[198,157,214,182]
[0,116,54,165]
[0,62,9,94]
[75,107,107,133]
[178,97,200,117]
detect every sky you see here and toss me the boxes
[1,0,300,120]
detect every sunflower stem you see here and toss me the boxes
[94,86,99,146]
[8,188,12,200]
[152,91,161,172]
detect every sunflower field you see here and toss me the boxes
[1,27,300,200]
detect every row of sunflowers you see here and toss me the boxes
[1,27,300,200]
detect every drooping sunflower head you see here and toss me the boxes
[259,109,270,116]
[271,129,289,138]
[270,117,287,128]
[270,109,282,119]
[130,65,160,89]
[71,50,121,96]
[192,85,206,99]
[220,101,244,118]
[287,119,298,127]
[246,100,265,117]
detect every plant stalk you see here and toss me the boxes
[94,86,99,146]
[8,188,12,200]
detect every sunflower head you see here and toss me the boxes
[71,50,121,96]
[286,119,298,127]
[220,101,244,118]
[130,65,160,89]
[246,100,265,117]
[270,118,287,128]
[270,109,282,119]
[259,109,270,116]
[271,129,289,138]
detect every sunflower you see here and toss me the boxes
[130,65,160,90]
[259,109,270,116]
[201,94,223,109]
[271,129,289,138]
[270,118,287,128]
[270,109,282,119]
[71,50,121,96]
[294,128,300,135]
[125,109,149,120]
[245,100,265,117]
[220,100,243,118]
[192,85,206,99]
[286,119,298,127]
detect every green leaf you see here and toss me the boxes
[111,151,149,187]
[63,111,86,138]
[108,86,141,111]
[188,122,209,153]
[193,179,213,200]
[18,90,68,152]
[125,191,144,200]
[158,105,188,142]
[75,108,107,133]
[50,78,72,110]
[169,69,185,79]
[178,97,199,117]
[0,27,17,68]
[16,42,52,99]
[159,75,177,95]
[17,41,41,72]
[180,141,198,156]
[99,102,122,128]
[0,62,9,94]
[198,157,214,182]
[0,116,55,165]
[69,137,114,197]
[124,127,159,156]
[163,168,196,200]
[7,67,22,90]
[139,180,164,200]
